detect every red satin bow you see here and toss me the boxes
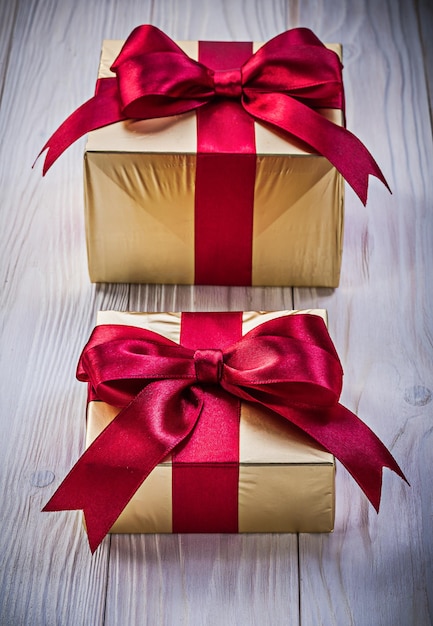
[43,314,406,552]
[37,25,389,204]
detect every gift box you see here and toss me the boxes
[83,38,344,286]
[85,310,336,535]
[39,26,389,288]
[43,308,405,552]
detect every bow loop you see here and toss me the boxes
[222,335,342,409]
[113,51,213,118]
[78,328,196,405]
[111,24,187,67]
[243,33,343,106]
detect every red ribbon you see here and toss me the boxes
[173,312,242,531]
[37,25,389,205]
[194,41,256,285]
[43,313,406,552]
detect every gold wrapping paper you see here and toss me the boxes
[85,310,335,534]
[84,40,344,286]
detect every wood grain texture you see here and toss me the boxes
[0,1,18,99]
[293,1,433,625]
[105,534,299,626]
[0,0,431,625]
[0,0,132,624]
[417,0,433,121]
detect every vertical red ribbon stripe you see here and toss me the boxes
[172,312,243,532]
[194,42,256,286]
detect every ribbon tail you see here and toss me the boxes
[328,404,407,511]
[43,451,147,553]
[43,380,203,552]
[35,78,125,175]
[225,383,407,512]
[244,92,390,205]
[290,402,407,511]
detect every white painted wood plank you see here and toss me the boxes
[128,284,294,312]
[105,534,299,626]
[0,0,132,624]
[147,0,288,41]
[292,1,433,624]
[0,1,17,95]
[418,0,433,120]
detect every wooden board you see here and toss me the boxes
[293,2,433,625]
[0,1,431,624]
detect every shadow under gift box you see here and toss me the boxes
[85,310,335,535]
[84,40,344,287]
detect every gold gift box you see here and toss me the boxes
[84,40,344,286]
[85,310,335,534]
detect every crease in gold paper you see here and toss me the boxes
[84,152,196,284]
[84,40,344,285]
[86,311,335,534]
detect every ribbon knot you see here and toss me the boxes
[194,348,223,383]
[213,68,242,98]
